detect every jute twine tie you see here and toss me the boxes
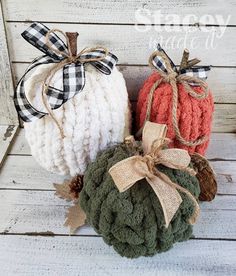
[141,138,196,176]
[136,51,209,147]
[40,29,109,138]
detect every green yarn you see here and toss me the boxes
[80,144,200,258]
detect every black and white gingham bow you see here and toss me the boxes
[14,22,118,122]
[150,44,211,83]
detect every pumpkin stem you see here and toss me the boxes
[65,32,79,57]
[179,48,201,71]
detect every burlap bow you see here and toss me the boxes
[137,45,211,147]
[109,121,200,228]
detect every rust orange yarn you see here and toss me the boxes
[136,72,214,155]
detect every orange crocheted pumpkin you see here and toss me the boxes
[136,46,214,155]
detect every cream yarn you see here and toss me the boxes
[24,63,130,176]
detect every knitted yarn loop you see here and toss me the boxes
[136,51,209,147]
[41,28,109,138]
[80,143,201,258]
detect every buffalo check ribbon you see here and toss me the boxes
[14,22,118,122]
[151,44,211,82]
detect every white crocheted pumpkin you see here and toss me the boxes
[24,63,130,176]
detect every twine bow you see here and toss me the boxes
[14,22,118,138]
[109,121,200,228]
[136,45,211,147]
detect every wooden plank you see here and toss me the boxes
[211,161,236,195]
[0,189,95,236]
[206,133,236,160]
[10,130,236,160]
[8,128,30,155]
[0,3,18,124]
[213,104,236,133]
[0,190,235,239]
[0,155,64,190]
[0,125,18,168]
[0,236,235,275]
[6,22,236,66]
[13,63,236,104]
[2,0,235,25]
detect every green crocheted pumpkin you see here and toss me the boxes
[80,143,200,258]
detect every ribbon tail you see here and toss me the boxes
[63,63,85,102]
[146,174,182,228]
[158,171,200,225]
[174,183,200,225]
[14,55,58,122]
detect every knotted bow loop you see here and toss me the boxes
[21,22,68,60]
[45,29,111,67]
[14,22,118,137]
[109,121,200,228]
[137,44,210,147]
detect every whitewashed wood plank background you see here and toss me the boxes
[2,0,235,25]
[0,3,17,125]
[0,189,235,239]
[0,236,235,276]
[0,125,18,167]
[0,0,236,275]
[6,22,236,66]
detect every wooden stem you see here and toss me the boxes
[186,58,201,68]
[65,32,79,57]
[179,48,189,71]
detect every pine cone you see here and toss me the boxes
[191,153,217,201]
[69,175,84,199]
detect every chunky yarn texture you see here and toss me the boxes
[24,64,130,176]
[80,144,200,258]
[136,72,214,155]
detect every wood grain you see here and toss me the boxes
[0,190,235,239]
[6,22,236,66]
[2,0,235,25]
[0,236,235,275]
[12,63,236,103]
[0,3,18,125]
[213,104,236,133]
[0,125,18,168]
[206,133,236,160]
[0,155,64,190]
[1,0,236,273]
